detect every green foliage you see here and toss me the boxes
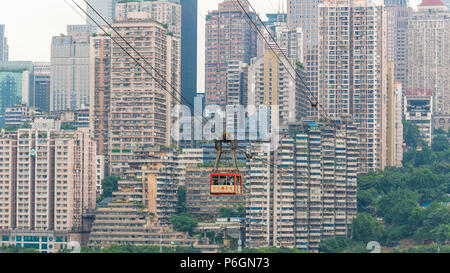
[242,247,309,253]
[319,237,368,253]
[219,205,245,218]
[352,213,383,242]
[0,246,40,253]
[101,176,120,199]
[177,186,187,213]
[403,120,426,148]
[432,135,450,152]
[81,245,200,253]
[170,213,199,235]
[61,123,77,131]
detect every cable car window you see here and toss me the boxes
[212,176,219,186]
[220,176,226,186]
[227,176,234,186]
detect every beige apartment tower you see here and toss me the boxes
[406,0,450,115]
[108,15,181,174]
[386,62,403,167]
[318,0,388,173]
[0,127,96,231]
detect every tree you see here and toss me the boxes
[61,123,77,131]
[101,176,120,198]
[352,213,383,243]
[170,213,198,234]
[432,135,450,152]
[403,120,426,148]
[319,237,351,253]
[177,186,187,213]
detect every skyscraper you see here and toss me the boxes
[318,0,388,173]
[50,26,91,111]
[386,62,403,167]
[287,0,322,119]
[248,23,308,126]
[180,0,198,110]
[205,0,259,107]
[86,0,119,29]
[108,14,180,175]
[33,62,51,112]
[0,25,8,63]
[0,125,97,231]
[115,0,182,35]
[90,33,111,172]
[384,0,411,88]
[246,119,358,251]
[0,62,33,127]
[407,0,450,115]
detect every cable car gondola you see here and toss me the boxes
[210,132,243,195]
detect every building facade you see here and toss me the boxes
[0,62,34,127]
[0,125,97,231]
[385,0,411,88]
[86,0,120,29]
[205,0,259,107]
[180,0,198,110]
[32,62,51,112]
[248,23,307,127]
[4,104,36,127]
[0,25,8,63]
[50,26,91,111]
[386,63,403,167]
[90,33,111,173]
[318,0,388,173]
[108,16,180,174]
[404,94,434,146]
[115,0,182,36]
[245,119,358,252]
[407,0,450,115]
[287,0,322,119]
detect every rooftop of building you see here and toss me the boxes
[419,0,445,5]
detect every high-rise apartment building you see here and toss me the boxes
[141,151,183,224]
[205,0,259,107]
[4,104,36,127]
[245,119,358,252]
[386,62,403,167]
[32,62,51,112]
[287,0,322,119]
[86,0,120,29]
[385,0,411,88]
[179,0,198,110]
[0,62,34,127]
[115,0,182,36]
[90,33,111,170]
[50,26,91,111]
[0,125,96,231]
[248,23,307,127]
[108,15,180,174]
[404,94,434,146]
[407,0,450,115]
[0,25,8,63]
[318,0,388,173]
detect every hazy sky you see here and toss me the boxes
[0,0,277,92]
[0,0,421,92]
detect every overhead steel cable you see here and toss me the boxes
[65,0,347,174]
[233,0,346,135]
[76,0,213,127]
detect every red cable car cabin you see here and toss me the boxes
[210,173,242,195]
